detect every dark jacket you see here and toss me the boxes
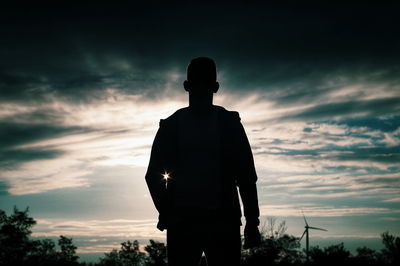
[145,105,260,231]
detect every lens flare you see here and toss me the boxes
[162,172,170,181]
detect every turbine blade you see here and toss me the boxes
[301,210,308,226]
[299,229,307,241]
[308,226,328,231]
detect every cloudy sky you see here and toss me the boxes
[1,1,399,258]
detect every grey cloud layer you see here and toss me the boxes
[0,121,91,170]
[281,97,400,121]
[1,1,399,102]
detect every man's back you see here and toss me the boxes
[173,106,223,217]
[146,105,258,229]
[145,57,260,266]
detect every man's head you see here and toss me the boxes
[184,57,219,95]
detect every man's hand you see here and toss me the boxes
[156,213,167,232]
[243,224,261,249]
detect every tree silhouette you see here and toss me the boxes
[241,218,303,266]
[58,235,79,265]
[144,240,167,266]
[0,206,36,266]
[2,207,400,266]
[381,231,400,265]
[27,239,58,266]
[308,243,351,266]
[0,207,79,266]
[99,240,146,266]
[352,246,380,266]
[98,249,121,266]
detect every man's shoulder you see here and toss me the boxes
[214,105,241,122]
[159,106,241,128]
[159,107,188,127]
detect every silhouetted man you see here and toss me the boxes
[145,57,260,266]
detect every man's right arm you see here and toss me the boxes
[145,120,169,231]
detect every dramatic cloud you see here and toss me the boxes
[0,1,399,256]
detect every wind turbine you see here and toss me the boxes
[299,211,327,262]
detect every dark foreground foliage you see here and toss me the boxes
[0,207,399,266]
[0,207,78,266]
